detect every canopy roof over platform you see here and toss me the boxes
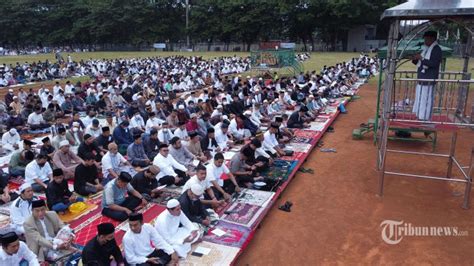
[377,39,454,59]
[381,0,474,20]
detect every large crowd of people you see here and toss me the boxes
[0,53,378,264]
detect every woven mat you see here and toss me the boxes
[178,241,240,266]
[203,220,251,248]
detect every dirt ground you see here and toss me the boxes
[236,83,474,265]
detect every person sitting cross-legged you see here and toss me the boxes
[46,168,84,213]
[127,133,152,167]
[123,213,179,266]
[154,199,200,258]
[52,140,83,179]
[152,144,190,186]
[82,223,124,266]
[0,231,40,265]
[101,142,136,183]
[131,166,162,200]
[9,183,37,235]
[73,153,104,196]
[101,172,147,222]
[178,183,211,227]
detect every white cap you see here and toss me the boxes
[263,100,268,103]
[243,110,252,116]
[259,77,263,81]
[166,199,180,209]
[222,115,228,120]
[44,89,49,92]
[9,128,17,135]
[13,96,18,99]
[19,183,31,193]
[217,105,223,109]
[190,184,204,196]
[246,76,251,79]
[59,140,70,147]
[8,89,13,93]
[178,105,185,110]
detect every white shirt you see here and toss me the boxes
[157,129,175,144]
[27,112,44,125]
[10,196,35,234]
[85,125,102,138]
[130,115,145,129]
[153,153,187,181]
[1,132,20,151]
[25,160,52,184]
[215,128,229,149]
[155,210,197,246]
[173,127,188,140]
[206,161,230,187]
[182,175,211,194]
[101,152,127,177]
[145,117,162,134]
[82,116,94,128]
[0,241,39,266]
[123,223,174,265]
[229,119,244,138]
[263,131,278,154]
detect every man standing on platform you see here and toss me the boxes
[412,30,442,121]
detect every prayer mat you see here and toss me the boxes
[308,121,326,132]
[203,220,251,248]
[74,203,165,246]
[293,129,318,139]
[281,150,306,161]
[261,160,298,183]
[235,189,275,207]
[59,202,98,224]
[285,143,312,153]
[221,202,264,228]
[179,241,240,266]
[152,187,183,206]
[290,136,313,144]
[314,116,330,123]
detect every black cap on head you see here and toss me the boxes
[133,133,142,140]
[92,119,99,125]
[251,138,262,148]
[159,143,169,150]
[121,120,129,126]
[275,116,283,123]
[170,136,180,145]
[189,131,198,138]
[42,137,50,143]
[270,122,279,129]
[207,127,215,134]
[97,223,115,235]
[24,139,35,146]
[241,146,254,158]
[83,152,95,161]
[58,127,66,134]
[0,232,19,245]
[102,126,110,132]
[53,168,63,177]
[84,134,93,140]
[118,172,132,182]
[128,212,143,222]
[32,199,46,208]
[24,150,35,161]
[300,106,309,112]
[150,129,158,135]
[423,30,437,38]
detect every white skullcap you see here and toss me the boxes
[19,183,31,193]
[243,110,252,116]
[9,128,17,135]
[263,100,268,103]
[222,115,228,120]
[59,140,70,147]
[217,105,223,109]
[44,89,49,92]
[246,76,251,79]
[190,184,204,196]
[13,96,18,99]
[178,105,185,110]
[8,89,13,93]
[259,77,263,81]
[166,199,180,209]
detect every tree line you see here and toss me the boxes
[0,0,401,51]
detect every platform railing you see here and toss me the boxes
[389,77,474,127]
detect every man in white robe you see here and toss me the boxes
[154,199,200,258]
